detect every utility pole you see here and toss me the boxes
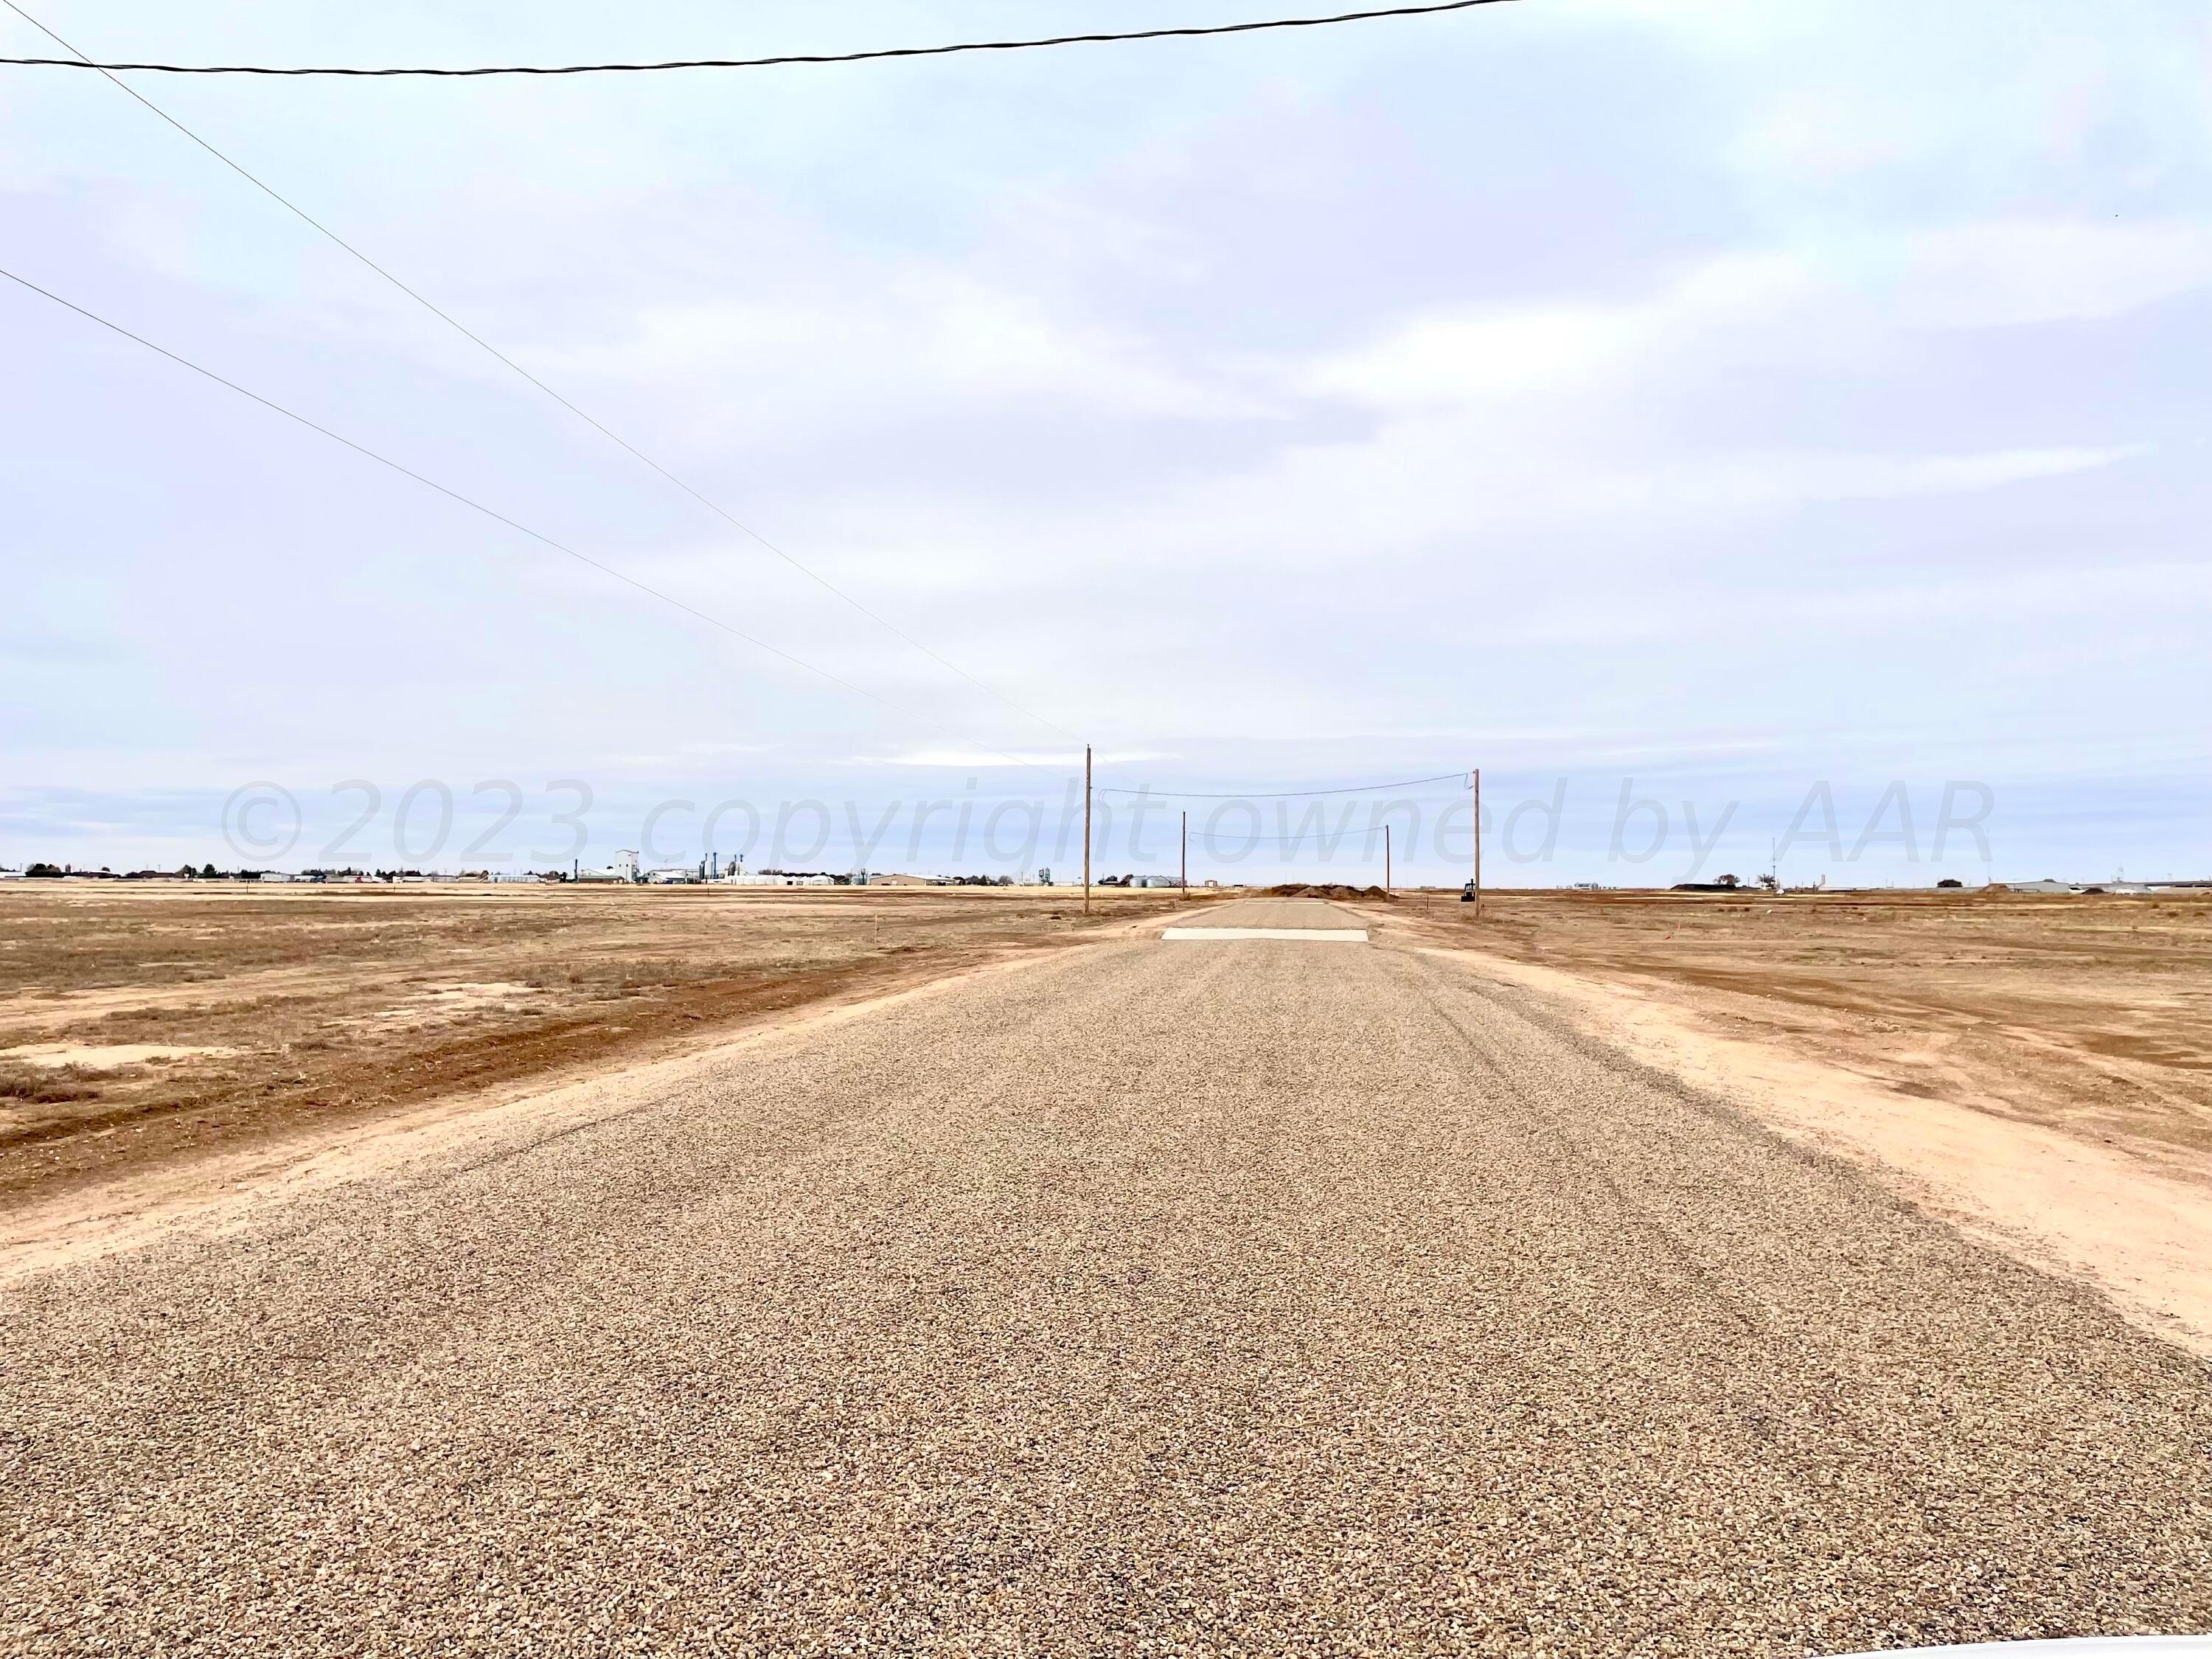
[1385,823,1391,894]
[1082,745,1092,917]
[1472,766,1482,920]
[1180,810,1188,901]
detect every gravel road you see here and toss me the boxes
[4,902,2208,1655]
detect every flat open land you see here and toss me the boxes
[0,882,1177,1203]
[1430,887,2212,1175]
[3,888,2209,1653]
[1348,888,2212,1356]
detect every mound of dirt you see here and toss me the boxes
[1259,883,1392,901]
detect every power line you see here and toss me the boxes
[0,262,1063,777]
[1,0,1079,748]
[1100,827,1398,846]
[1098,771,1467,798]
[0,1,1514,76]
[1184,831,1402,844]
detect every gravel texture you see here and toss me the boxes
[4,913,2210,1655]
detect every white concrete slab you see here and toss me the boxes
[1159,927,1369,942]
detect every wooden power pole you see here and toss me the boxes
[1082,745,1092,917]
[1385,823,1391,894]
[1180,810,1188,900]
[1472,766,1482,919]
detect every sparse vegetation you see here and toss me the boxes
[0,1065,102,1105]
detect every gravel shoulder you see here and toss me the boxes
[4,928,2208,1655]
[1430,945,2212,1360]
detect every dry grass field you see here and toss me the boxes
[0,881,1180,1201]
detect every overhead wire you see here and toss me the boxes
[1176,831,1405,844]
[0,1,1514,75]
[1097,771,1468,797]
[0,262,1065,777]
[1090,773,1466,865]
[0,0,1080,747]
[4,1,1517,806]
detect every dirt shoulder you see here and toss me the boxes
[0,934,1138,1286]
[1361,888,2212,1354]
[0,882,1181,1212]
[1416,888,2212,1169]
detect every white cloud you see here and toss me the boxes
[539,266,1277,453]
[875,749,1167,770]
[1885,220,2212,327]
[1301,304,1647,406]
[1303,219,2212,425]
[1585,445,2138,514]
[7,0,2210,875]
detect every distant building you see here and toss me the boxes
[868,873,932,886]
[575,850,641,883]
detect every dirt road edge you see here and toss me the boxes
[1419,945,2212,1360]
[0,935,1121,1287]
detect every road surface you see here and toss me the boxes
[4,900,2208,1654]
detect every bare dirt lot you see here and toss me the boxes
[5,880,2212,1651]
[7,902,2211,1653]
[0,881,1178,1204]
[10,880,2212,1353]
[8,881,2207,1208]
[1417,886,2212,1174]
[1366,886,2212,1352]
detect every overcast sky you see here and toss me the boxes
[4,0,2208,883]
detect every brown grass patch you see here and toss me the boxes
[0,1064,102,1105]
